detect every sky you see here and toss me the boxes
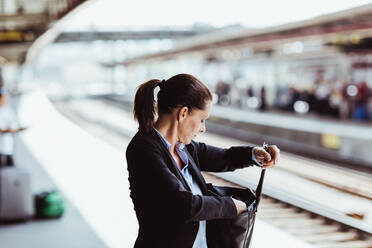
[62,0,372,31]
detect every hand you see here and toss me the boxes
[4,127,27,133]
[4,128,17,133]
[232,198,247,215]
[2,128,14,133]
[253,145,280,169]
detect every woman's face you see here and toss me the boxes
[177,100,211,144]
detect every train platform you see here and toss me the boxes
[212,105,372,139]
[0,90,321,247]
[209,104,372,169]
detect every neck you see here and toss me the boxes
[154,115,179,152]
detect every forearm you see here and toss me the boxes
[2,127,25,133]
[189,141,255,172]
[0,128,16,134]
[0,128,10,134]
[223,145,255,170]
[178,194,237,222]
[139,190,238,224]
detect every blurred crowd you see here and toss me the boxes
[214,80,372,121]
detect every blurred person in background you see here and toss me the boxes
[354,81,370,120]
[314,81,331,115]
[215,81,230,105]
[0,87,25,166]
[259,86,267,111]
[126,73,280,248]
[340,81,353,119]
[330,80,348,119]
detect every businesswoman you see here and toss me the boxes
[126,74,280,248]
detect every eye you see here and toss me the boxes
[201,119,205,123]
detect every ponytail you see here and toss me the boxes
[133,79,160,133]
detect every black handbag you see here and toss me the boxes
[207,168,266,248]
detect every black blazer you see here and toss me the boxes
[126,129,255,248]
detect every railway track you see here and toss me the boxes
[54,98,372,248]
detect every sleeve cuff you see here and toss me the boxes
[224,196,238,218]
[251,148,263,167]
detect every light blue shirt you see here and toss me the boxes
[153,128,207,248]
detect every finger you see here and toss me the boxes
[263,163,275,169]
[263,160,275,168]
[275,152,280,163]
[254,147,265,155]
[263,152,277,167]
[264,152,271,161]
[256,154,266,160]
[268,146,279,162]
[273,147,280,163]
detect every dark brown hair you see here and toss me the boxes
[133,73,213,132]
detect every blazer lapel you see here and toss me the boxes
[184,149,208,195]
[151,129,192,192]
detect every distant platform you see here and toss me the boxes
[209,105,372,170]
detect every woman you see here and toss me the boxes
[0,87,26,167]
[126,74,280,248]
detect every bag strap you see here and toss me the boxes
[254,142,269,210]
[254,169,266,209]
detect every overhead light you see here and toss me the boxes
[346,85,358,97]
[294,100,309,114]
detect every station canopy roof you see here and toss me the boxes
[120,2,372,64]
[60,0,372,31]
[26,0,372,63]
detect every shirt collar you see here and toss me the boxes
[153,127,185,150]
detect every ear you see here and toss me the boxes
[177,106,189,122]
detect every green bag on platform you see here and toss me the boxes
[34,191,65,219]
